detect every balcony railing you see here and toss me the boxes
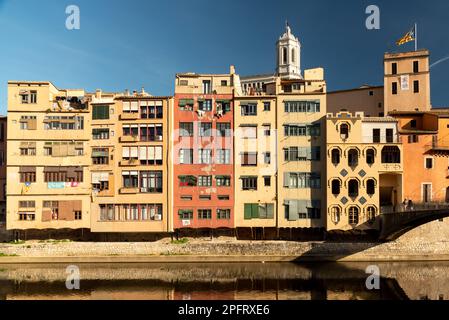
[120,135,139,143]
[119,159,139,167]
[120,112,140,120]
[119,187,139,194]
[362,135,401,144]
[381,202,449,214]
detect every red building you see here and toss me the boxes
[172,69,236,230]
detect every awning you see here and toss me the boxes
[92,150,108,157]
[19,166,36,173]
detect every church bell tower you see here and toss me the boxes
[276,22,302,79]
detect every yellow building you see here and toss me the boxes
[326,112,403,231]
[275,68,327,230]
[7,81,91,230]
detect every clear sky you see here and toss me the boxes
[0,0,448,114]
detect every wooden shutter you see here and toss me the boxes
[283,173,290,188]
[42,210,52,222]
[244,204,252,220]
[266,204,274,219]
[251,204,259,219]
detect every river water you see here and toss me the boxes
[0,262,447,300]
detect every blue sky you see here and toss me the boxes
[0,0,448,114]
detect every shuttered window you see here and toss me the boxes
[92,105,110,120]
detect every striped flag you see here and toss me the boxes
[396,26,416,46]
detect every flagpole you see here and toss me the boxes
[415,23,418,51]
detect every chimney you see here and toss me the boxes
[133,90,138,96]
[124,89,130,96]
[95,89,102,99]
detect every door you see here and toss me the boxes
[423,184,432,203]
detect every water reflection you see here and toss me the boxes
[0,262,447,300]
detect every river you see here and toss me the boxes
[0,262,446,300]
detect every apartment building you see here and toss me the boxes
[276,69,327,231]
[233,94,277,238]
[90,91,171,233]
[172,68,237,231]
[0,117,6,223]
[327,86,385,117]
[326,112,403,231]
[7,81,91,230]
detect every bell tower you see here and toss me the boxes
[276,22,302,79]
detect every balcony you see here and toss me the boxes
[119,159,139,167]
[119,187,139,194]
[120,112,140,120]
[380,163,402,172]
[425,142,449,154]
[362,135,401,144]
[120,135,139,143]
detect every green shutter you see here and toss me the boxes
[267,204,274,219]
[251,204,259,218]
[244,204,252,220]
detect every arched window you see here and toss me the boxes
[349,207,359,225]
[331,179,341,196]
[331,207,341,224]
[291,48,296,63]
[331,149,340,165]
[367,179,376,196]
[348,149,358,167]
[366,149,375,165]
[381,146,401,164]
[348,179,359,198]
[340,123,349,140]
[367,207,376,224]
[282,47,288,64]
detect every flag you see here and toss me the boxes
[396,26,416,46]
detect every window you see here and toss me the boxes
[178,99,194,111]
[331,149,340,165]
[241,103,257,116]
[264,176,271,187]
[19,212,35,221]
[348,149,359,167]
[367,179,376,196]
[19,201,35,208]
[179,175,197,187]
[407,134,419,143]
[386,129,394,143]
[19,116,37,130]
[284,124,320,137]
[263,152,271,164]
[74,211,82,220]
[284,101,320,113]
[349,207,359,225]
[285,200,321,220]
[179,122,194,137]
[122,171,138,188]
[242,177,257,190]
[263,102,271,111]
[414,80,420,93]
[369,91,374,96]
[140,101,163,119]
[425,157,434,169]
[413,61,419,73]
[19,167,36,183]
[202,80,211,94]
[92,105,110,120]
[138,146,163,165]
[179,209,193,220]
[199,122,212,137]
[244,203,274,220]
[331,179,341,195]
[179,149,193,164]
[198,149,212,164]
[100,204,162,221]
[340,123,349,139]
[217,209,231,220]
[373,129,381,143]
[198,99,212,111]
[44,167,83,183]
[291,48,295,62]
[221,80,228,86]
[20,142,36,156]
[263,125,271,136]
[44,116,84,130]
[392,82,398,95]
[198,209,212,220]
[241,126,257,139]
[216,176,231,187]
[217,123,231,137]
[216,149,231,164]
[241,152,257,166]
[181,196,193,201]
[381,146,401,163]
[20,90,37,104]
[139,171,163,193]
[139,124,163,141]
[348,180,359,198]
[282,47,287,64]
[198,176,212,187]
[331,207,341,224]
[92,128,109,140]
[284,147,320,162]
[199,195,211,201]
[92,172,110,192]
[366,149,375,165]
[392,63,397,75]
[218,195,230,201]
[411,120,417,128]
[285,173,321,189]
[92,148,109,164]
